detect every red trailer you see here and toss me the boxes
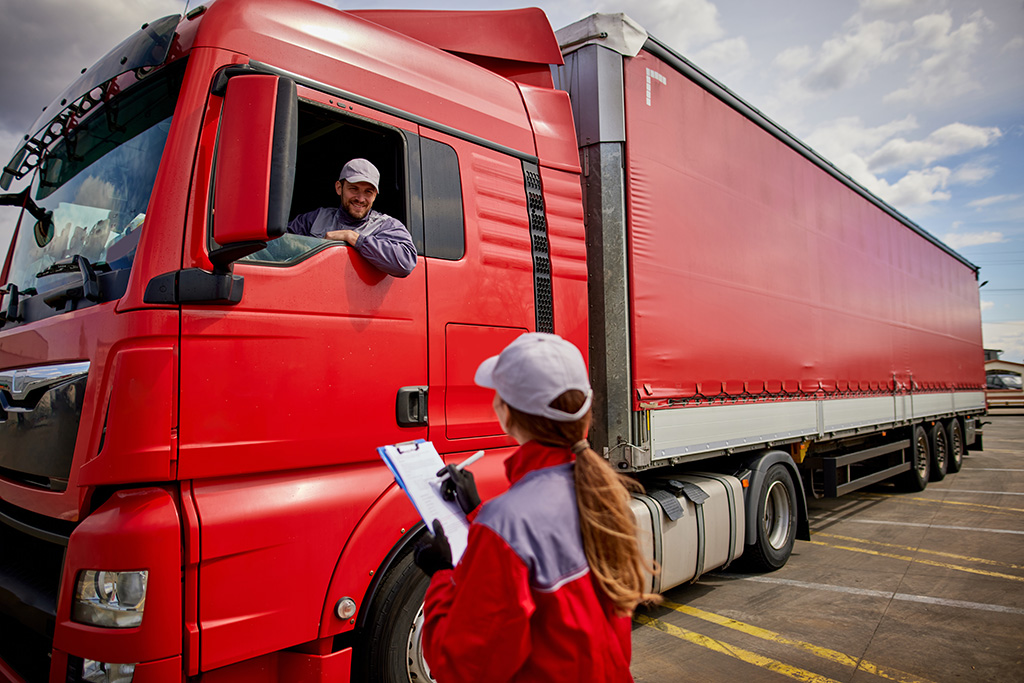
[0,3,984,682]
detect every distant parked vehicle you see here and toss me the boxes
[986,374,1022,391]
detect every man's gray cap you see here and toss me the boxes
[475,333,593,422]
[339,158,380,191]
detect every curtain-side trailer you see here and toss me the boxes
[0,4,985,683]
[554,13,985,577]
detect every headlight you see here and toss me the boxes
[82,659,136,683]
[73,570,148,628]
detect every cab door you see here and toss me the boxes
[177,84,428,479]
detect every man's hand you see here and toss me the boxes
[325,229,359,246]
[437,464,481,515]
[413,519,453,577]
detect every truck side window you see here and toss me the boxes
[243,100,412,265]
[421,138,464,261]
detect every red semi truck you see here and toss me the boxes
[0,3,985,682]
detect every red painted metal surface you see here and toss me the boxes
[347,8,564,67]
[0,310,179,521]
[622,51,984,406]
[52,488,182,665]
[190,0,537,160]
[211,75,279,245]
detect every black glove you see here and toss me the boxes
[413,519,453,577]
[437,464,481,515]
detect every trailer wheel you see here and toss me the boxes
[744,464,798,572]
[946,419,965,474]
[896,425,930,492]
[928,422,948,482]
[355,548,436,683]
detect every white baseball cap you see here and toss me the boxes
[475,333,593,422]
[339,158,380,191]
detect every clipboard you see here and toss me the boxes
[378,440,470,563]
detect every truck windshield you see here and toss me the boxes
[4,63,184,296]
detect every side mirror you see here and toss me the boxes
[211,74,297,267]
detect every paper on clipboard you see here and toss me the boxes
[377,440,470,563]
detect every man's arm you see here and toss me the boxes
[333,217,417,277]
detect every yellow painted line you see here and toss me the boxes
[662,600,938,683]
[816,532,1024,571]
[634,613,845,683]
[809,541,1024,582]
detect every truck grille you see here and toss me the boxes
[0,503,72,682]
[0,362,89,492]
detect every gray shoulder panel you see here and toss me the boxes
[475,463,589,592]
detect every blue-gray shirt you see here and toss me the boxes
[287,207,416,277]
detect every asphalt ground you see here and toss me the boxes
[630,414,1024,682]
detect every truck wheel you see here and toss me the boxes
[946,419,965,474]
[355,549,436,683]
[928,422,948,482]
[744,464,797,572]
[896,425,930,492]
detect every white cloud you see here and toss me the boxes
[858,0,918,15]
[884,11,993,105]
[983,321,1024,364]
[597,0,725,51]
[867,123,1002,171]
[805,115,917,162]
[940,230,1004,249]
[950,162,996,186]
[981,300,995,311]
[773,46,813,72]
[967,194,1022,209]
[1003,36,1024,53]
[803,19,903,92]
[692,37,750,74]
[802,115,1004,212]
[872,166,952,207]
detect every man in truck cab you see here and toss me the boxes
[287,158,417,277]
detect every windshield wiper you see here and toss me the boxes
[37,255,109,311]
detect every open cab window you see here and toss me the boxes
[241,94,464,265]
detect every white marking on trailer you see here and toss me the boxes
[646,68,666,105]
[728,575,1024,616]
[942,489,1024,496]
[810,518,1024,535]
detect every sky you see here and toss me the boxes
[0,0,1021,362]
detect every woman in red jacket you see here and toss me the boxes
[414,332,658,682]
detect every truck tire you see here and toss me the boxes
[355,549,435,683]
[743,464,797,572]
[928,422,948,482]
[896,425,930,492]
[946,419,965,474]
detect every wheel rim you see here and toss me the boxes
[934,431,947,471]
[763,480,792,550]
[406,603,434,682]
[915,433,929,479]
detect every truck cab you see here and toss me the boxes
[0,2,584,681]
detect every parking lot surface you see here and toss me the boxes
[631,414,1024,682]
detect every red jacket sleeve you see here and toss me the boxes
[422,523,535,683]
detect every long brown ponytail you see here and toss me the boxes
[502,390,660,615]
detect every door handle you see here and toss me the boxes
[396,386,428,427]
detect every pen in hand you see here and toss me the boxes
[436,450,484,515]
[437,450,484,480]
